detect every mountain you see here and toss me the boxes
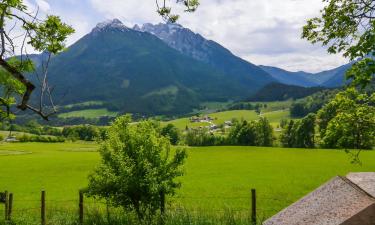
[258,66,317,87]
[43,19,274,116]
[135,23,275,89]
[260,63,353,87]
[320,63,353,87]
[248,82,327,102]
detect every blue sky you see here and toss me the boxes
[27,0,348,73]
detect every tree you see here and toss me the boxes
[280,114,316,148]
[235,121,257,146]
[318,88,375,150]
[303,0,375,88]
[87,115,187,219]
[294,113,316,148]
[161,124,180,145]
[279,119,289,129]
[0,1,74,120]
[280,120,296,148]
[290,102,307,118]
[227,119,273,147]
[255,117,273,147]
[156,0,199,22]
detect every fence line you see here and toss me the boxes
[0,188,289,225]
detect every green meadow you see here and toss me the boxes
[58,109,118,119]
[0,142,374,219]
[165,109,290,130]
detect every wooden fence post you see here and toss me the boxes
[251,189,256,225]
[41,190,46,225]
[160,191,165,214]
[79,191,84,224]
[4,191,8,221]
[8,193,13,221]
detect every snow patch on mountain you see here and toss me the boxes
[92,19,129,34]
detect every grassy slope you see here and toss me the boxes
[0,143,374,219]
[58,108,118,119]
[62,101,104,109]
[165,109,290,130]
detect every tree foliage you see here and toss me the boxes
[280,114,316,148]
[227,118,273,147]
[0,0,74,120]
[185,128,226,146]
[62,125,101,141]
[87,115,187,219]
[290,89,339,118]
[303,0,375,88]
[317,88,375,150]
[161,124,180,145]
[156,0,200,22]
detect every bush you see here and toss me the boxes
[62,125,100,141]
[18,134,65,143]
[161,124,180,145]
[227,118,273,147]
[185,128,226,146]
[87,115,187,220]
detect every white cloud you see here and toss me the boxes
[88,0,163,27]
[35,0,51,12]
[85,0,345,72]
[45,0,347,73]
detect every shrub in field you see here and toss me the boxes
[185,128,226,146]
[62,125,100,141]
[18,134,65,143]
[87,115,187,220]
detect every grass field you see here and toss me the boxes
[165,109,290,130]
[61,101,104,109]
[58,109,118,119]
[255,101,293,113]
[0,142,374,220]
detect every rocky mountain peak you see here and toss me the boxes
[135,22,211,63]
[92,19,129,34]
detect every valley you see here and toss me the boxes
[0,142,374,220]
[0,1,373,223]
[21,19,350,120]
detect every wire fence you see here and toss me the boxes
[0,189,296,224]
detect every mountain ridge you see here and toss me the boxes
[25,19,352,117]
[260,63,352,88]
[135,22,276,89]
[40,19,274,116]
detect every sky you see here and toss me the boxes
[26,0,349,73]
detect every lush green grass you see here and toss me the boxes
[257,101,293,112]
[58,108,118,119]
[0,142,374,220]
[165,110,259,130]
[61,101,104,109]
[262,110,290,126]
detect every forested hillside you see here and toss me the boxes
[31,20,276,116]
[248,83,327,101]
